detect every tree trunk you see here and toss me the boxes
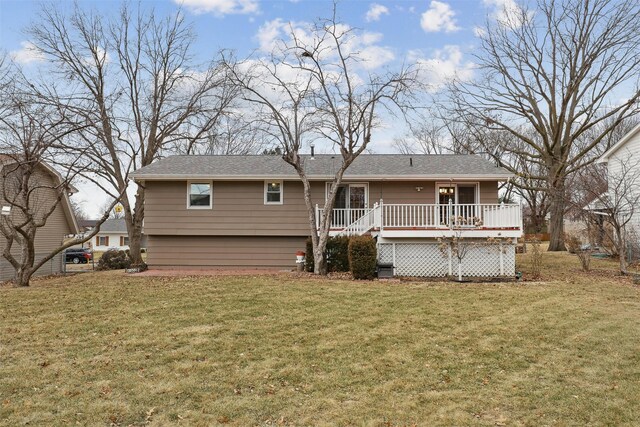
[313,228,329,275]
[532,213,545,234]
[125,184,146,266]
[13,239,36,287]
[313,245,328,275]
[618,226,628,275]
[547,175,566,251]
[14,267,31,287]
[128,224,144,266]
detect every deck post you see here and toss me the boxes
[499,241,504,276]
[392,242,396,275]
[379,199,384,232]
[448,243,452,276]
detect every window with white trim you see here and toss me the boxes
[188,182,212,208]
[264,180,283,204]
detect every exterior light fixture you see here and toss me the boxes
[415,186,423,192]
[438,187,455,195]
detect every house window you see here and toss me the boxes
[97,236,109,246]
[188,182,212,208]
[120,236,129,246]
[264,180,283,205]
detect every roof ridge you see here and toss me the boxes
[166,153,480,158]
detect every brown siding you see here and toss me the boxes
[0,166,74,281]
[147,235,306,268]
[142,179,502,237]
[369,181,436,204]
[144,180,321,236]
[479,181,499,204]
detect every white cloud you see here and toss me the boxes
[365,4,390,22]
[421,1,459,33]
[414,45,474,91]
[255,18,287,52]
[10,41,45,65]
[483,0,529,28]
[176,0,259,16]
[255,19,395,71]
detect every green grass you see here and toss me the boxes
[1,251,639,426]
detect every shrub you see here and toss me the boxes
[327,236,350,272]
[348,236,377,280]
[97,249,132,271]
[305,236,351,273]
[565,233,592,271]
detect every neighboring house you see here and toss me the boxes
[0,156,80,281]
[93,219,140,251]
[599,122,640,246]
[131,154,522,278]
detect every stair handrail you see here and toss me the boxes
[337,203,379,236]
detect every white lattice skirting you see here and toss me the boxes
[378,242,515,278]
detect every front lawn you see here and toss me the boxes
[1,251,639,425]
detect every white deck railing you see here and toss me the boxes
[381,203,522,229]
[317,208,369,229]
[317,202,522,234]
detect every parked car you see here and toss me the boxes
[64,248,93,264]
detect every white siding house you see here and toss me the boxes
[599,123,640,240]
[93,219,130,252]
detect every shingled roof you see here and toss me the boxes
[98,219,127,233]
[131,154,512,180]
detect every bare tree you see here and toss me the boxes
[393,116,476,155]
[0,64,117,286]
[28,2,236,266]
[69,198,90,223]
[394,122,451,155]
[446,0,640,251]
[574,156,640,274]
[172,113,268,155]
[224,10,418,274]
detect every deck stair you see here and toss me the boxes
[336,204,380,237]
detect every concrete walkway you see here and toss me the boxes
[132,267,295,277]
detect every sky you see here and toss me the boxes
[0,0,515,216]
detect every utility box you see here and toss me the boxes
[377,262,394,279]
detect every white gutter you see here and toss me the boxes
[131,173,513,181]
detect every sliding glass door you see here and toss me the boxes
[437,183,478,227]
[328,183,368,227]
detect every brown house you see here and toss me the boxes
[0,157,79,281]
[131,154,522,277]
